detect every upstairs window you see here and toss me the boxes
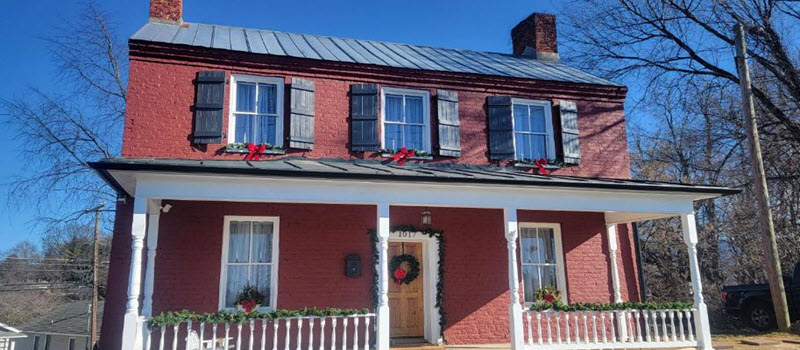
[229,75,284,146]
[512,99,555,160]
[381,88,431,152]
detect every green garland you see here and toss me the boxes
[226,142,285,151]
[369,225,446,336]
[379,148,433,158]
[529,301,694,312]
[148,307,371,328]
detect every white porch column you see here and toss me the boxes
[681,213,713,350]
[375,203,391,350]
[141,200,162,317]
[504,208,524,350]
[121,197,148,350]
[606,224,623,303]
[606,223,628,341]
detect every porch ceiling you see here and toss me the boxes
[90,158,739,222]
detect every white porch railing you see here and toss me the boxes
[522,309,698,349]
[143,314,376,350]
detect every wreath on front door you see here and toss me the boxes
[389,254,421,285]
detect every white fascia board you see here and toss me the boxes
[125,171,697,216]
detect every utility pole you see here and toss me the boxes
[90,202,105,349]
[733,23,791,331]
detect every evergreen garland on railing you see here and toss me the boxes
[368,225,446,336]
[529,301,694,312]
[148,307,371,328]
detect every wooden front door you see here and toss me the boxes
[388,242,424,338]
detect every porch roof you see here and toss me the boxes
[90,157,738,199]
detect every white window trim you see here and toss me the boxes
[380,87,432,152]
[511,98,556,160]
[218,215,280,311]
[227,75,285,146]
[518,222,568,305]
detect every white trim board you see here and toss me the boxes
[124,172,699,219]
[388,230,441,344]
[218,216,280,311]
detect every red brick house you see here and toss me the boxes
[91,1,736,349]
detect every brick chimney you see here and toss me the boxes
[149,0,182,24]
[511,13,559,61]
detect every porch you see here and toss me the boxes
[90,158,737,350]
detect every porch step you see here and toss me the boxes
[390,337,436,348]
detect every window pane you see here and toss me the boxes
[235,114,254,144]
[403,125,423,150]
[258,83,277,114]
[542,265,558,290]
[539,228,555,263]
[514,105,530,132]
[251,222,273,263]
[236,82,256,112]
[384,123,402,150]
[256,115,277,145]
[530,106,547,133]
[520,228,537,264]
[515,133,532,159]
[522,265,539,303]
[405,96,423,124]
[253,265,272,306]
[228,221,251,263]
[531,134,547,159]
[385,95,403,122]
[225,265,248,307]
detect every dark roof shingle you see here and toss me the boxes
[21,301,103,336]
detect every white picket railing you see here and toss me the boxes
[143,314,376,350]
[523,309,698,349]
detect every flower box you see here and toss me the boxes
[225,143,286,155]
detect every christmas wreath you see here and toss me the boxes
[389,254,421,285]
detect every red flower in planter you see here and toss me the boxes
[241,299,258,313]
[543,294,556,304]
[393,267,408,284]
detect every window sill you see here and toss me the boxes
[225,148,286,155]
[513,162,560,170]
[380,153,433,161]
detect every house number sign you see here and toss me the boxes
[395,231,419,238]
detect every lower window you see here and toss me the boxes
[220,216,279,310]
[519,223,566,303]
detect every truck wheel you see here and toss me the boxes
[746,301,776,331]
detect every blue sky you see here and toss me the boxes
[0,0,563,251]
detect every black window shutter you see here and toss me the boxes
[436,90,461,157]
[289,77,316,150]
[350,83,379,152]
[559,100,581,164]
[193,71,226,144]
[487,96,514,160]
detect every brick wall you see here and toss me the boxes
[101,203,640,346]
[123,44,630,179]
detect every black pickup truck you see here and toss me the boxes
[722,262,800,330]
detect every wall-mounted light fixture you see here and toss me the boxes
[421,210,432,226]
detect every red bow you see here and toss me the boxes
[391,147,416,166]
[393,267,408,284]
[244,143,266,161]
[534,158,549,175]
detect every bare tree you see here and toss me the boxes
[1,0,125,226]
[557,0,800,328]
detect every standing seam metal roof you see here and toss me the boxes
[131,22,621,87]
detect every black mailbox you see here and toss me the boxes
[345,255,361,277]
